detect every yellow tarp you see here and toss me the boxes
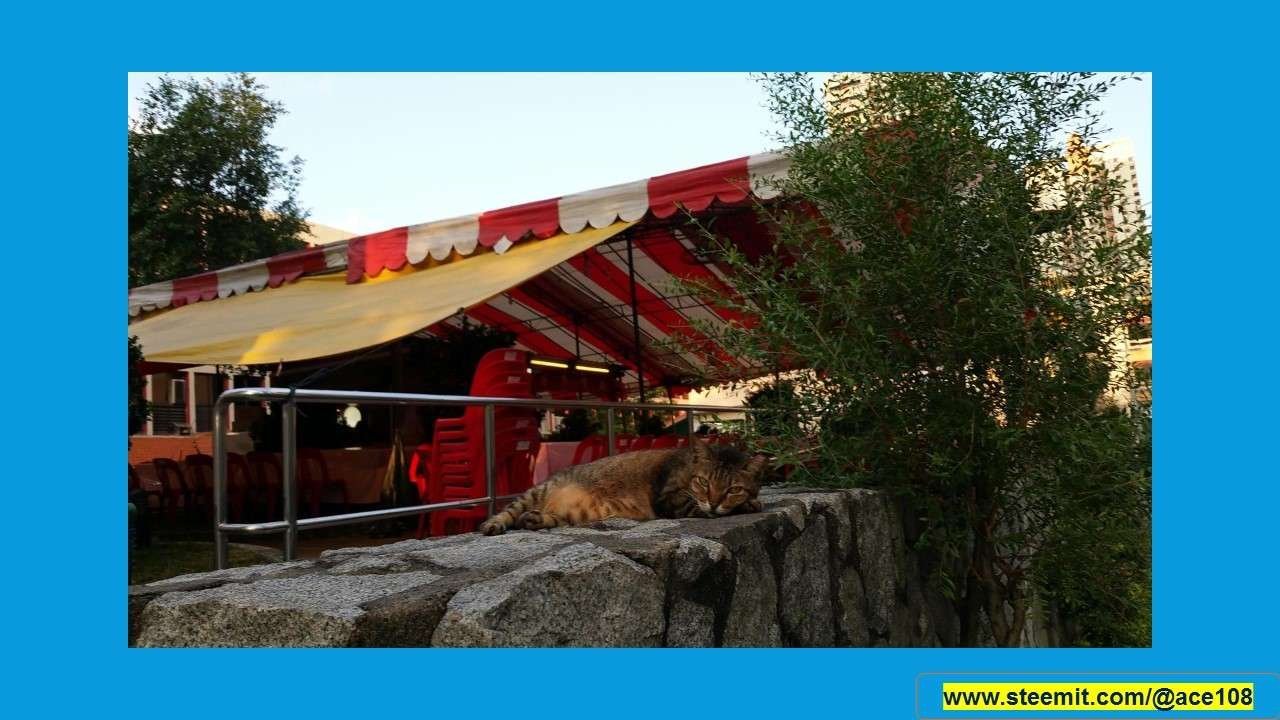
[130,222,631,365]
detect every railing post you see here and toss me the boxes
[687,409,697,443]
[213,397,228,570]
[282,400,298,561]
[605,407,616,456]
[484,404,497,516]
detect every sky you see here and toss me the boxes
[126,72,1152,235]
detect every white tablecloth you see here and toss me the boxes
[532,441,582,484]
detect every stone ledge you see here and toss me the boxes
[130,487,958,647]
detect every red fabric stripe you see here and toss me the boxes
[634,228,752,328]
[504,285,663,386]
[566,249,737,368]
[464,303,570,359]
[171,273,219,307]
[477,198,561,248]
[647,157,751,218]
[266,247,329,288]
[346,227,409,282]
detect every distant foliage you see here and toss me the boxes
[679,73,1151,646]
[549,409,601,442]
[128,335,150,436]
[129,73,308,286]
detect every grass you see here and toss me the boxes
[129,541,274,585]
[128,509,420,585]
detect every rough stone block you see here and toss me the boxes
[431,543,665,647]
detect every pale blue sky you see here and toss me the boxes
[127,72,1151,235]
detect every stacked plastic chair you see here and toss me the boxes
[419,349,542,538]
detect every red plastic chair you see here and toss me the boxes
[572,435,608,465]
[129,463,161,513]
[418,348,542,537]
[184,454,215,517]
[297,449,350,518]
[675,436,691,448]
[246,451,281,521]
[651,435,680,449]
[150,458,187,524]
[629,435,655,452]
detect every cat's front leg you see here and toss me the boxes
[516,509,561,530]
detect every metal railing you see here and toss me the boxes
[150,405,186,435]
[212,386,752,569]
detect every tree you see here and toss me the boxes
[128,335,150,437]
[683,73,1151,646]
[129,73,308,287]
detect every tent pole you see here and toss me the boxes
[626,233,645,405]
[572,311,581,359]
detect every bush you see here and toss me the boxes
[680,73,1151,646]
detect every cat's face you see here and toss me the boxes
[686,444,766,517]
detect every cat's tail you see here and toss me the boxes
[478,482,550,536]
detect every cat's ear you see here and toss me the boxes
[745,453,769,480]
[692,439,713,461]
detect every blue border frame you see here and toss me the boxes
[5,2,1277,717]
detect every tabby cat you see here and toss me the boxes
[479,441,767,535]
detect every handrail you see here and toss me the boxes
[212,387,754,569]
[215,386,752,413]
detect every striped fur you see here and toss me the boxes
[479,442,766,535]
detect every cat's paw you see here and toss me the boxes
[478,519,507,536]
[516,510,547,530]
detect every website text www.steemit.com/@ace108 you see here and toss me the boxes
[941,683,1255,713]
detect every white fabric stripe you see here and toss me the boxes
[217,261,271,299]
[557,179,650,233]
[406,214,481,263]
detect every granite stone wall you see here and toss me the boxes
[130,487,964,647]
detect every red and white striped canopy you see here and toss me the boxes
[129,151,794,392]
